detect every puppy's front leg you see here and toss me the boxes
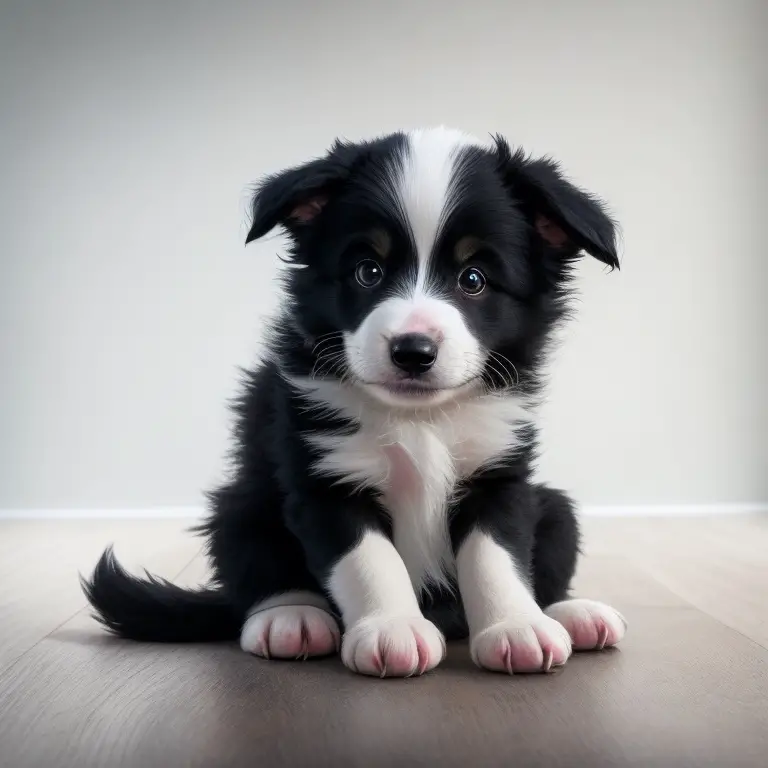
[285,478,444,678]
[454,483,572,674]
[328,530,445,677]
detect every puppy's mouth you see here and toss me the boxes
[360,376,481,405]
[382,380,440,395]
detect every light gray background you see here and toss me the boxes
[1,0,766,512]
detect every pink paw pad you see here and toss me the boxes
[369,631,434,677]
[545,599,627,651]
[240,605,341,659]
[342,616,446,678]
[471,615,572,675]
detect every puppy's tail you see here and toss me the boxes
[81,547,241,642]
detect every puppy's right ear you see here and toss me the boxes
[245,143,356,244]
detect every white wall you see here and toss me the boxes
[1,0,766,512]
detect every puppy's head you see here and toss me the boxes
[247,128,618,408]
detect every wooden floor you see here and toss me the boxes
[1,516,767,767]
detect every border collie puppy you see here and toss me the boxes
[83,127,626,677]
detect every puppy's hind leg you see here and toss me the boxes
[199,481,340,660]
[533,484,627,650]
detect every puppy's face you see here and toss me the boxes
[247,129,618,408]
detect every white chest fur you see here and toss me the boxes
[290,378,533,594]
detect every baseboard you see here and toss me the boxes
[578,503,767,517]
[0,503,766,520]
[0,507,202,520]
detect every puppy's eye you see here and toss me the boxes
[457,266,486,296]
[355,259,384,288]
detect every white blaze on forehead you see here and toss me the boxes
[390,127,484,295]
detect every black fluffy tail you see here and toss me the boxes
[81,547,241,642]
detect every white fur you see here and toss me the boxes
[291,376,533,593]
[456,528,542,630]
[344,294,486,399]
[390,127,482,292]
[327,529,445,676]
[456,529,572,673]
[327,529,423,623]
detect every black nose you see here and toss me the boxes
[389,333,438,375]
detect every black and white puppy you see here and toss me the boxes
[83,127,626,677]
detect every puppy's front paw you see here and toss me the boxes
[471,614,572,674]
[342,616,446,677]
[240,605,340,659]
[545,599,627,650]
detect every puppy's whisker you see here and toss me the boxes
[484,355,513,390]
[487,359,515,391]
[312,336,344,355]
[312,331,343,344]
[318,354,345,374]
[313,347,344,364]
[311,350,347,379]
[489,351,519,386]
[312,330,344,343]
[483,359,509,390]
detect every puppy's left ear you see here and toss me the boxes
[495,137,619,270]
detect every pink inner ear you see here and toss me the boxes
[289,195,328,223]
[534,215,570,248]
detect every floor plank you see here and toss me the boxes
[0,520,200,673]
[1,518,767,767]
[581,516,768,647]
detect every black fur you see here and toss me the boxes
[82,130,617,646]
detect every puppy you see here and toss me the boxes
[83,127,626,677]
